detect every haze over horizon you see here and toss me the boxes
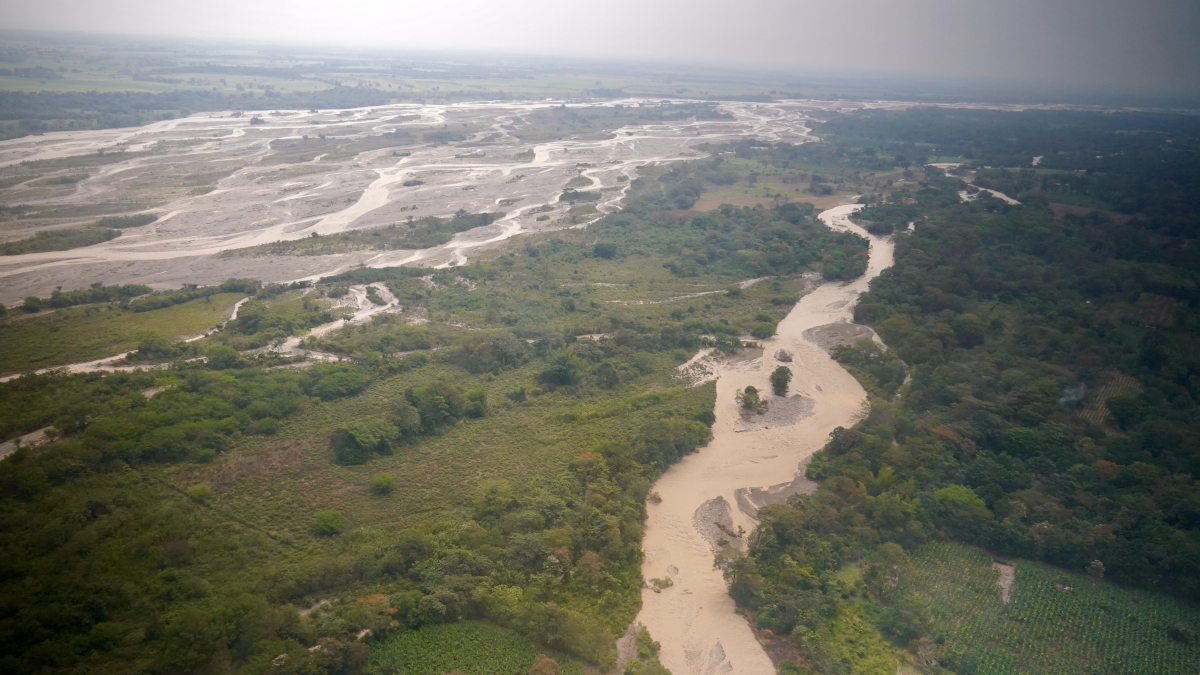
[4,0,1200,96]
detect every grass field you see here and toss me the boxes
[901,541,1200,675]
[168,358,714,546]
[369,621,582,675]
[0,292,243,373]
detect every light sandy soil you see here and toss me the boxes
[636,203,893,674]
[994,561,1016,603]
[0,98,850,303]
[0,426,52,460]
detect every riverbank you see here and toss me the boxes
[636,203,893,674]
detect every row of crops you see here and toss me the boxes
[369,621,583,675]
[901,541,1200,675]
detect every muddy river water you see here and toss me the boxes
[635,203,891,675]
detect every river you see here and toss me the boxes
[635,203,893,674]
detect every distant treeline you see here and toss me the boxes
[0,86,395,139]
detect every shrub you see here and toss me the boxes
[205,345,243,370]
[370,473,395,495]
[309,367,370,400]
[593,242,617,259]
[331,421,398,465]
[770,366,793,396]
[311,510,347,535]
[750,322,775,339]
[736,386,762,411]
[186,485,213,501]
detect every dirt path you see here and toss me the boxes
[636,203,892,674]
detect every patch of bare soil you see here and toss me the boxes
[175,440,311,492]
[994,561,1016,603]
[802,321,876,354]
[0,427,52,460]
[734,393,814,432]
[693,496,741,554]
[735,457,818,519]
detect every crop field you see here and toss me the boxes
[901,541,1200,675]
[0,292,244,373]
[1077,369,1142,428]
[370,621,582,675]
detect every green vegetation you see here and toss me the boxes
[0,158,861,674]
[901,541,1200,675]
[729,107,1200,674]
[369,621,580,675]
[96,214,157,228]
[225,212,505,257]
[0,292,244,373]
[770,366,792,395]
[0,225,119,254]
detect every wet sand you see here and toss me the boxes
[636,203,892,674]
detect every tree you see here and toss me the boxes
[770,366,793,396]
[736,386,762,411]
[593,242,617,259]
[880,593,932,642]
[204,344,243,370]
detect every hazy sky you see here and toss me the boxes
[5,0,1200,93]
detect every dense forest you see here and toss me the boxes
[725,109,1200,673]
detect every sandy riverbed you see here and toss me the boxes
[635,203,893,674]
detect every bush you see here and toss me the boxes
[205,344,243,369]
[770,366,792,396]
[311,510,347,535]
[331,421,399,465]
[186,484,213,501]
[750,322,775,339]
[309,367,370,400]
[593,242,617,259]
[736,386,762,411]
[370,473,396,495]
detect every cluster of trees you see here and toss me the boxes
[616,163,868,280]
[731,113,1200,673]
[8,282,152,313]
[126,278,261,312]
[331,382,485,465]
[0,226,119,255]
[231,211,505,257]
[95,214,157,229]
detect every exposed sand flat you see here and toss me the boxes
[637,204,892,674]
[0,98,831,302]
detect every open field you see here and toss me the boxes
[0,291,243,373]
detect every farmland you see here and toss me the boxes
[902,542,1200,675]
[369,622,582,675]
